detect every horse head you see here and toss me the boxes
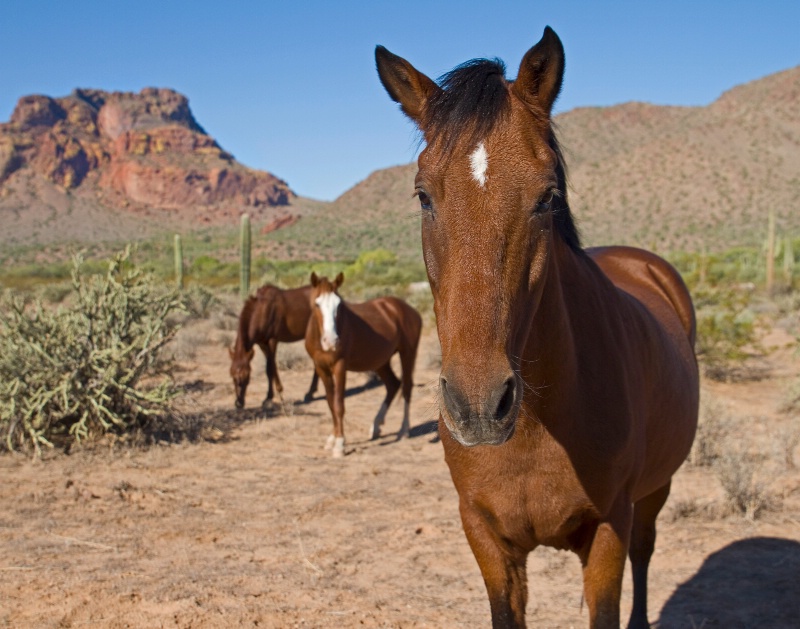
[229,346,255,409]
[309,271,345,353]
[377,27,578,447]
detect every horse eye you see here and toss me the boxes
[416,189,433,212]
[535,190,555,213]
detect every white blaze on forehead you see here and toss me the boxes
[315,292,341,351]
[470,142,488,187]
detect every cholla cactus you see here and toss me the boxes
[0,248,184,454]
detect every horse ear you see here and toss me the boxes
[310,272,319,287]
[512,26,565,115]
[376,45,440,124]
[334,272,344,289]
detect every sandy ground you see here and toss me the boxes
[2,321,799,628]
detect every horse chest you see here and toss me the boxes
[445,432,601,550]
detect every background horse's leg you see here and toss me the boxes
[368,363,400,440]
[264,338,283,405]
[578,506,631,629]
[331,360,347,457]
[319,367,337,451]
[304,370,319,403]
[460,502,529,628]
[627,482,671,629]
[397,338,419,440]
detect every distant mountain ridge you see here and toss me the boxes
[1,66,798,256]
[307,64,800,257]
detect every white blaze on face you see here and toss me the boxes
[470,142,488,187]
[315,291,341,351]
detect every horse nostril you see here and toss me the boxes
[494,376,516,421]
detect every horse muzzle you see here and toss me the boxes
[439,371,520,446]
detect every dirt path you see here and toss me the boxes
[2,326,799,628]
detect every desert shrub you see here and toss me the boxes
[689,394,730,467]
[0,248,184,454]
[714,449,775,520]
[694,286,761,381]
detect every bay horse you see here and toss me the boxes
[376,27,699,629]
[229,284,319,409]
[304,272,422,458]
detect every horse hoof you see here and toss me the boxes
[303,393,314,403]
[324,434,335,450]
[397,429,409,440]
[332,446,345,458]
[369,428,380,441]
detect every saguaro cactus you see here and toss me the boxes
[784,235,795,288]
[174,234,184,290]
[766,208,776,295]
[240,213,251,300]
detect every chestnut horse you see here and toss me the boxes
[377,27,699,629]
[229,284,318,409]
[305,272,422,458]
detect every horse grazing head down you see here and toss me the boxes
[309,271,345,353]
[228,346,255,409]
[377,27,577,447]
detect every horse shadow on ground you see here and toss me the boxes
[656,536,800,628]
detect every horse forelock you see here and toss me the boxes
[425,58,510,151]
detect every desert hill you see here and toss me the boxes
[275,64,799,259]
[0,88,299,247]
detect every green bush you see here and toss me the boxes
[0,248,184,454]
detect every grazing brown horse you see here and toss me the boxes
[376,27,699,629]
[229,284,319,409]
[305,272,422,458]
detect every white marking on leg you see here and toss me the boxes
[397,400,410,439]
[470,142,488,187]
[370,402,389,440]
[315,292,342,351]
[332,437,345,458]
[324,433,335,450]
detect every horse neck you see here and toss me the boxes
[521,238,593,394]
[234,300,258,353]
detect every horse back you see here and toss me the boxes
[587,246,696,347]
[254,284,312,342]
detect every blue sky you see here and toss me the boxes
[2,1,798,201]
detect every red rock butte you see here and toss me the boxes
[0,87,294,222]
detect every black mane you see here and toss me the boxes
[425,58,581,251]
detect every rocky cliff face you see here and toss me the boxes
[0,87,293,221]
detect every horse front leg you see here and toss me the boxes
[578,505,632,629]
[264,338,283,405]
[319,367,338,452]
[627,483,670,629]
[329,359,347,457]
[460,502,529,628]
